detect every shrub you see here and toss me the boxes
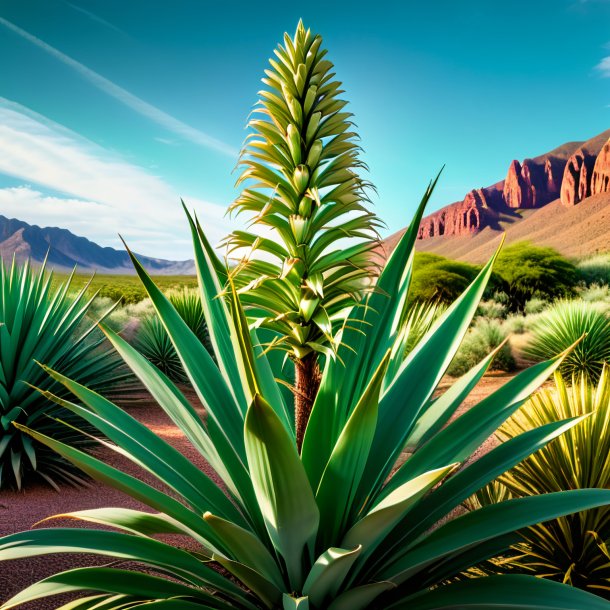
[493,242,579,311]
[524,300,610,382]
[409,254,480,304]
[524,297,548,315]
[448,318,516,377]
[3,21,610,610]
[577,254,610,286]
[134,288,211,382]
[0,260,128,489]
[472,369,610,596]
[477,299,507,320]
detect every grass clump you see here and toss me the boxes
[524,299,610,382]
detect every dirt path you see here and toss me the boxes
[0,374,518,608]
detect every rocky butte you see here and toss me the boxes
[416,129,610,240]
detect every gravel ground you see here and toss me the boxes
[1,373,518,608]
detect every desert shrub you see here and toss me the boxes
[472,369,610,596]
[447,318,516,377]
[502,314,529,335]
[4,21,610,610]
[477,299,507,319]
[577,254,610,286]
[409,254,480,304]
[524,300,610,383]
[0,260,129,489]
[493,242,579,311]
[524,297,548,315]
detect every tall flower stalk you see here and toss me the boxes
[226,21,381,448]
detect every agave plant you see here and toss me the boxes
[225,21,381,446]
[135,288,212,382]
[471,368,610,596]
[3,200,610,608]
[524,300,610,382]
[0,258,129,490]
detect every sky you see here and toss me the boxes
[1,0,609,260]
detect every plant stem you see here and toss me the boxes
[294,352,321,452]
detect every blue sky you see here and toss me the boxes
[1,0,609,259]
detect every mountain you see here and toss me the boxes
[0,216,195,274]
[384,128,610,262]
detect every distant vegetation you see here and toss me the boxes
[54,273,198,304]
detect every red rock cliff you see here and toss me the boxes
[591,140,610,195]
[416,130,610,241]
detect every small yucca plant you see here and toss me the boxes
[134,288,212,382]
[226,21,381,446]
[0,258,129,489]
[524,300,610,382]
[472,368,610,596]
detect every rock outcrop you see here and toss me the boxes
[503,158,563,209]
[416,129,610,241]
[560,148,596,206]
[591,140,610,195]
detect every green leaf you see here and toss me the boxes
[0,528,243,597]
[387,574,610,609]
[385,352,569,496]
[399,416,587,547]
[212,555,282,609]
[122,242,245,457]
[0,567,234,610]
[302,546,361,607]
[342,465,455,564]
[382,489,610,584]
[244,394,319,590]
[204,512,284,589]
[327,581,396,610]
[359,240,502,507]
[314,352,389,546]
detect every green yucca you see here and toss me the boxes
[524,300,610,382]
[225,21,381,446]
[3,201,610,609]
[472,369,610,596]
[135,315,186,382]
[134,288,212,382]
[0,258,129,489]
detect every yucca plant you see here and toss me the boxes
[0,258,129,490]
[4,200,610,608]
[471,369,610,596]
[135,315,186,382]
[135,288,212,382]
[225,21,381,446]
[524,300,610,383]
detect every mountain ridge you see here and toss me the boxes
[383,128,610,261]
[0,215,195,274]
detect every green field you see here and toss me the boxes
[53,273,198,304]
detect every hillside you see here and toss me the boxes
[0,215,195,274]
[384,128,610,261]
[414,191,610,263]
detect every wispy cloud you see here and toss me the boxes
[0,17,238,158]
[63,1,127,36]
[595,55,610,77]
[0,99,232,258]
